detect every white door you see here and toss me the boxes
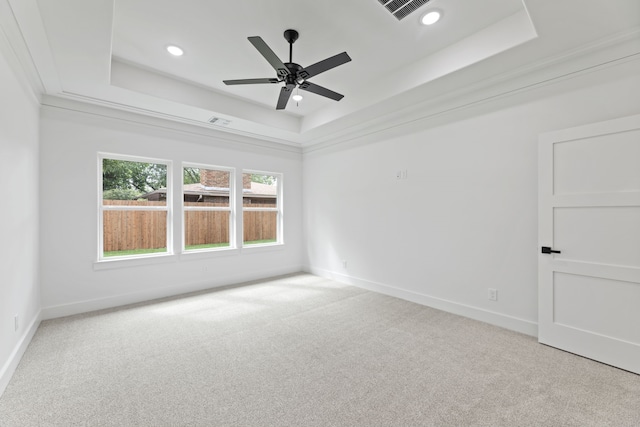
[538,114,640,374]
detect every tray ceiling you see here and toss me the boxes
[7,0,640,146]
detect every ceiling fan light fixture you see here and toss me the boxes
[166,45,184,56]
[292,94,303,102]
[420,10,441,25]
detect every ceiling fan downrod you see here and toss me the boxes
[283,29,299,64]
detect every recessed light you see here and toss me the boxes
[292,94,303,102]
[166,45,184,56]
[420,10,441,26]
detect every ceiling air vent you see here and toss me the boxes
[378,0,432,20]
[208,117,231,126]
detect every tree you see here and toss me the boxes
[183,167,200,185]
[251,174,276,186]
[102,159,167,194]
[102,188,143,200]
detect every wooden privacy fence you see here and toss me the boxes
[243,211,277,242]
[103,200,276,251]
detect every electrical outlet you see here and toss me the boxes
[488,288,498,301]
[14,315,19,332]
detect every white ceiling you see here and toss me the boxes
[112,0,523,114]
[6,0,640,147]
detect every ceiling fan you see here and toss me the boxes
[223,29,351,110]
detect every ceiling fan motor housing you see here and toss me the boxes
[284,62,303,85]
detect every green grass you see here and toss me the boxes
[103,247,167,257]
[104,239,278,257]
[186,239,277,249]
[243,239,277,246]
[185,242,230,250]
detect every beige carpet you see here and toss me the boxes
[1,273,639,426]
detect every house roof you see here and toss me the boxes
[144,182,277,199]
[245,182,277,196]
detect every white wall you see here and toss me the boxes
[39,105,303,318]
[0,37,41,393]
[303,58,640,335]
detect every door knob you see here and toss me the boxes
[541,246,561,254]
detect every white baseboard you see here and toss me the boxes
[305,266,538,337]
[0,310,41,398]
[42,265,303,320]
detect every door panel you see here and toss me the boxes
[553,272,640,344]
[554,206,640,267]
[539,114,640,374]
[553,129,640,195]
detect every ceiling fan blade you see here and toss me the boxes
[223,78,280,85]
[248,36,290,78]
[276,84,295,110]
[298,82,344,101]
[299,52,351,80]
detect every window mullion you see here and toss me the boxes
[184,207,231,212]
[102,205,169,211]
[242,207,278,212]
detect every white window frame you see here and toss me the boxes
[182,163,236,252]
[97,153,173,261]
[242,170,283,247]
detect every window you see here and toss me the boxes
[99,154,171,259]
[183,165,235,251]
[242,171,282,246]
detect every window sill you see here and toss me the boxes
[241,242,285,253]
[93,243,283,270]
[179,247,239,261]
[94,253,177,271]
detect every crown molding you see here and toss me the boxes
[54,90,303,149]
[0,0,43,103]
[302,28,640,154]
[41,95,303,156]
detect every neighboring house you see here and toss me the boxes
[142,170,277,206]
